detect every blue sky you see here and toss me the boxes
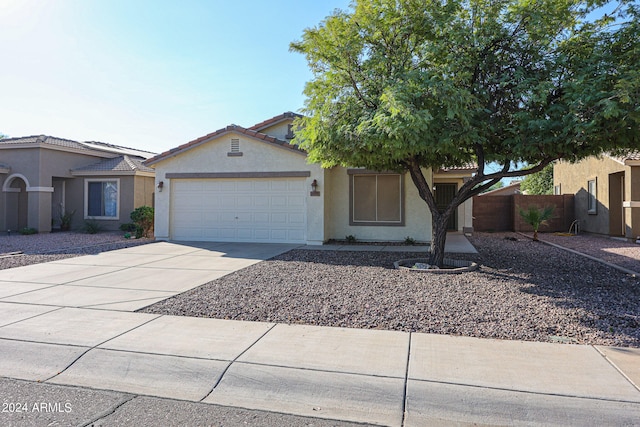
[0,1,623,156]
[0,0,349,153]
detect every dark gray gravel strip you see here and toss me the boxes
[0,232,153,270]
[140,233,640,348]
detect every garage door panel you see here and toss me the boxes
[171,178,307,243]
[288,229,305,241]
[287,180,306,191]
[271,213,287,224]
[289,213,305,224]
[174,180,203,191]
[288,196,305,207]
[254,213,270,223]
[270,196,287,207]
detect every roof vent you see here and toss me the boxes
[228,138,243,157]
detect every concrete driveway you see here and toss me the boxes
[0,241,298,311]
[1,240,639,426]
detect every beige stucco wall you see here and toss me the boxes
[324,166,433,242]
[152,131,325,244]
[554,156,630,236]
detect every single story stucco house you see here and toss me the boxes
[145,112,475,245]
[0,135,156,233]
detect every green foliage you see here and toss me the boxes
[291,0,639,266]
[519,206,555,241]
[59,208,75,231]
[404,236,417,245]
[482,181,504,193]
[119,223,137,232]
[124,232,132,239]
[19,227,37,235]
[130,206,154,238]
[345,235,356,243]
[83,219,102,234]
[520,164,553,195]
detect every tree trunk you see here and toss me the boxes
[429,215,450,267]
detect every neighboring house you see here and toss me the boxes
[479,181,521,197]
[0,135,156,233]
[145,112,475,245]
[554,153,640,239]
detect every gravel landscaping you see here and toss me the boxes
[141,232,640,348]
[0,231,152,270]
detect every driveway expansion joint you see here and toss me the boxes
[42,314,164,383]
[408,377,640,405]
[401,331,412,427]
[593,345,640,393]
[0,305,63,328]
[199,322,278,402]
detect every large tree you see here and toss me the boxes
[520,163,554,195]
[291,0,639,266]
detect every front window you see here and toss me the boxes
[350,172,403,225]
[85,179,119,219]
[587,179,597,214]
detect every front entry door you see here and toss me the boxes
[435,183,457,231]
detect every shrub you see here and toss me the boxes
[119,223,137,232]
[519,205,554,241]
[130,206,154,238]
[19,227,37,235]
[404,236,417,245]
[345,235,356,243]
[84,219,102,234]
[59,208,75,231]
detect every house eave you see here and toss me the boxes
[70,170,155,177]
[0,142,120,159]
[145,128,306,167]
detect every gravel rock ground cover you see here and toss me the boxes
[141,232,640,348]
[0,231,152,270]
[533,232,640,273]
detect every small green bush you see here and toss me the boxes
[59,208,75,231]
[404,236,417,245]
[84,219,102,234]
[130,206,154,238]
[19,227,37,235]
[119,223,137,232]
[345,234,356,243]
[124,232,132,239]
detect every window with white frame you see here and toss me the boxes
[85,179,119,219]
[349,172,403,225]
[587,179,597,214]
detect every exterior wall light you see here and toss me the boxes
[310,179,320,197]
[157,181,164,192]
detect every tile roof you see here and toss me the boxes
[72,155,155,174]
[608,151,640,164]
[145,124,305,166]
[0,135,156,159]
[249,111,303,131]
[438,163,478,173]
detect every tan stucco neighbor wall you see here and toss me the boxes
[554,156,640,238]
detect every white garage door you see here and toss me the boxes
[171,178,307,243]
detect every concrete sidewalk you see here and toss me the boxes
[0,240,639,426]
